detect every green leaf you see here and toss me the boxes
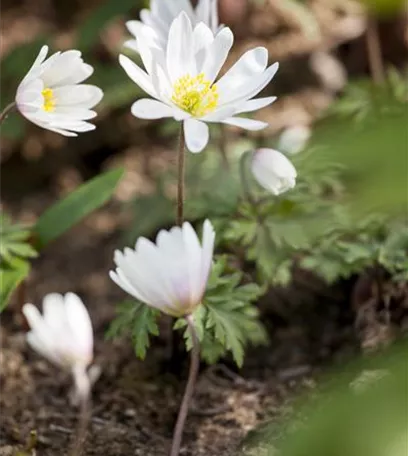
[106,300,160,359]
[202,257,267,366]
[34,167,124,248]
[0,260,30,312]
[0,212,37,266]
[77,0,139,50]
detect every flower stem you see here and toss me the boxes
[0,102,16,125]
[239,151,257,207]
[70,370,91,456]
[366,16,385,85]
[176,124,186,227]
[170,314,200,456]
[70,396,91,456]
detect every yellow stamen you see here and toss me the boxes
[42,88,56,112]
[171,73,218,117]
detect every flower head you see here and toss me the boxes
[278,125,311,155]
[119,12,278,153]
[110,220,215,317]
[125,0,219,51]
[23,293,94,400]
[251,148,297,195]
[16,46,103,136]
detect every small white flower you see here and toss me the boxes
[125,0,219,52]
[278,125,311,155]
[16,46,103,137]
[110,220,215,317]
[251,148,297,195]
[119,12,278,153]
[23,293,94,400]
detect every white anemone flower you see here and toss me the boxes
[110,220,215,317]
[23,293,94,401]
[119,12,278,153]
[125,0,219,52]
[278,125,311,155]
[251,148,297,195]
[16,45,103,137]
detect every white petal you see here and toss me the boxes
[181,222,203,307]
[193,22,214,56]
[131,98,175,119]
[49,120,96,132]
[20,45,49,85]
[41,50,83,87]
[42,293,67,330]
[234,96,277,115]
[216,47,269,94]
[53,84,103,108]
[200,27,233,82]
[221,117,268,131]
[52,107,97,120]
[16,79,44,113]
[166,12,195,84]
[119,54,157,99]
[183,118,209,153]
[219,62,279,107]
[64,293,93,364]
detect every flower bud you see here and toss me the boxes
[251,148,297,195]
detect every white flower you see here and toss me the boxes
[278,125,311,155]
[110,220,215,317]
[23,293,94,400]
[16,46,103,137]
[125,0,219,52]
[119,12,278,153]
[251,148,297,195]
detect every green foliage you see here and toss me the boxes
[219,72,408,286]
[0,213,36,311]
[243,340,408,456]
[34,167,124,248]
[0,260,30,312]
[106,300,160,359]
[176,256,267,367]
[0,213,37,266]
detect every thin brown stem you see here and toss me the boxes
[176,124,186,227]
[0,102,16,125]
[170,314,200,456]
[366,16,385,85]
[70,397,91,456]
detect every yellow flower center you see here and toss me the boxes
[42,88,56,112]
[171,73,218,117]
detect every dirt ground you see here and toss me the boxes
[1,1,407,455]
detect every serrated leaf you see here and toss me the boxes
[0,261,30,312]
[35,167,124,248]
[106,300,159,359]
